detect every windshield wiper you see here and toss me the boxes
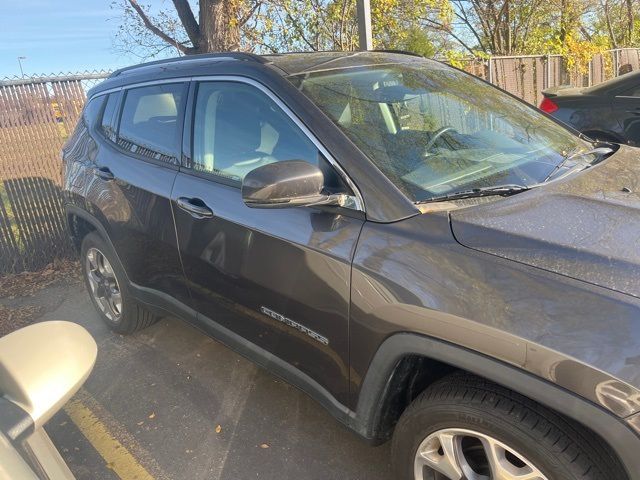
[542,146,613,183]
[420,184,532,203]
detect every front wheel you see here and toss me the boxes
[391,373,625,480]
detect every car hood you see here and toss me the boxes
[449,146,640,298]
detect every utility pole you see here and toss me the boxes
[356,0,373,51]
[17,56,26,77]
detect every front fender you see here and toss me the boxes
[353,332,640,480]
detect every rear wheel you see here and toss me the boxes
[391,373,625,480]
[81,231,157,334]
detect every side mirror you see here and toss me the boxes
[0,321,97,429]
[241,160,346,209]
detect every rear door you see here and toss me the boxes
[87,81,191,305]
[171,79,364,404]
[613,82,640,145]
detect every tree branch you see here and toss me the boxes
[452,0,488,52]
[278,1,317,50]
[171,0,201,47]
[239,0,263,27]
[422,17,478,55]
[127,0,195,54]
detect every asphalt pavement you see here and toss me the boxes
[30,280,393,480]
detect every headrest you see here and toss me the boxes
[215,91,262,154]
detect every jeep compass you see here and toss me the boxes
[62,51,640,480]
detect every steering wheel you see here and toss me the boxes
[423,126,456,156]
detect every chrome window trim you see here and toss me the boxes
[90,77,193,99]
[89,75,365,213]
[90,87,121,98]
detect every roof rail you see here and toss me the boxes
[371,49,423,58]
[109,52,267,78]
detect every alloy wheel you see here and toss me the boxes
[85,247,122,322]
[414,428,548,480]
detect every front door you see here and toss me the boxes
[171,80,364,404]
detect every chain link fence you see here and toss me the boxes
[0,49,639,274]
[0,72,110,273]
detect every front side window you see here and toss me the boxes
[292,61,594,202]
[117,83,185,163]
[191,82,322,182]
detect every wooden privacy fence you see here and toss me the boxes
[0,50,639,274]
[0,72,109,273]
[457,48,640,105]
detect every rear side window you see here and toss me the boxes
[82,96,104,126]
[100,94,119,141]
[117,83,185,163]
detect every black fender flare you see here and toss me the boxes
[65,204,107,240]
[352,333,640,480]
[64,205,131,284]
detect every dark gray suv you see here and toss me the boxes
[62,51,640,480]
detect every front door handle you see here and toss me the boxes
[176,197,214,219]
[94,166,114,180]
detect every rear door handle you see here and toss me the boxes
[94,166,114,180]
[176,197,214,219]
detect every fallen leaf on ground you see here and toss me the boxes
[0,304,43,337]
[0,260,81,300]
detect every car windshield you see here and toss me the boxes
[290,60,592,202]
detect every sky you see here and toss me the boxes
[0,0,162,78]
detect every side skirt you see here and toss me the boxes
[128,282,358,430]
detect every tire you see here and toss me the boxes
[391,373,625,480]
[80,231,157,334]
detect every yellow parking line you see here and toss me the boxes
[63,398,154,480]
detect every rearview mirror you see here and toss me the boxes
[241,160,346,209]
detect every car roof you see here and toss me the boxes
[88,50,439,98]
[108,50,425,78]
[88,50,432,98]
[262,50,426,75]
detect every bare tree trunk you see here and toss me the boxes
[199,0,241,52]
[559,0,568,43]
[602,0,618,48]
[625,0,634,45]
[126,0,248,54]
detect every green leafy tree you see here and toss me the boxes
[114,0,445,58]
[251,0,448,54]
